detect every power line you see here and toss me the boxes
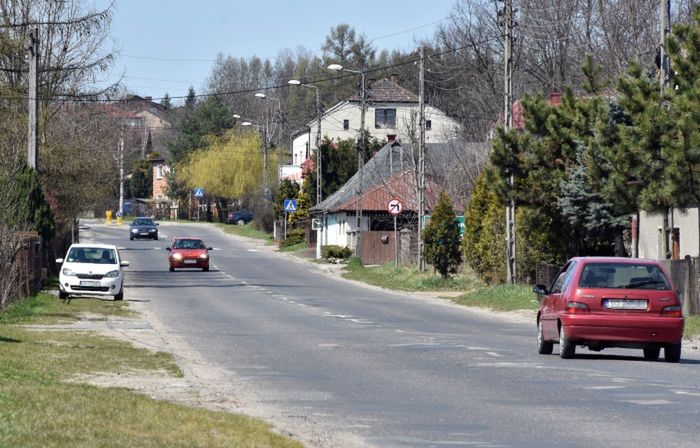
[0,37,500,103]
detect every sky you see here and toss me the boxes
[97,0,458,102]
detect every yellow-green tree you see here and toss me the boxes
[176,129,280,198]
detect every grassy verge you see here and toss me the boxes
[342,259,482,292]
[215,222,273,242]
[450,284,539,312]
[685,315,700,339]
[0,293,302,448]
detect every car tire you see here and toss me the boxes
[537,320,553,354]
[130,236,134,241]
[169,266,174,272]
[114,289,124,301]
[203,266,209,272]
[559,325,575,359]
[59,291,68,300]
[643,347,661,360]
[154,235,158,240]
[237,219,245,225]
[664,343,681,363]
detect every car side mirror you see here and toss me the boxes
[55,258,64,264]
[129,222,133,226]
[156,222,159,226]
[533,284,548,295]
[120,261,130,267]
[166,247,172,251]
[207,247,213,250]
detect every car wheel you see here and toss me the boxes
[643,347,661,361]
[154,235,158,240]
[169,266,174,272]
[537,320,553,355]
[237,219,245,225]
[114,289,124,301]
[203,266,209,272]
[59,291,68,300]
[664,343,681,363]
[559,325,575,359]
[130,236,134,241]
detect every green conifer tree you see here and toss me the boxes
[423,191,462,278]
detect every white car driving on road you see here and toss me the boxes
[56,244,129,301]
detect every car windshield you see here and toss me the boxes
[578,263,671,290]
[67,247,117,265]
[133,219,154,226]
[173,239,206,249]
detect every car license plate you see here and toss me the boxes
[184,260,197,264]
[80,280,101,287]
[604,299,648,310]
[140,232,149,235]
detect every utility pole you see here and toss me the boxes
[660,0,672,259]
[503,0,517,284]
[356,70,367,257]
[27,27,39,171]
[417,46,426,271]
[315,87,323,260]
[119,136,124,219]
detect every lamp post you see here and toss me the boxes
[241,120,268,199]
[289,79,323,259]
[328,63,366,258]
[254,93,282,200]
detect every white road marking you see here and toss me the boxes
[486,352,503,357]
[247,249,258,252]
[585,386,626,390]
[672,390,700,397]
[623,399,673,405]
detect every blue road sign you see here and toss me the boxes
[194,187,204,198]
[283,199,298,213]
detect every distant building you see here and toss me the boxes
[281,76,461,183]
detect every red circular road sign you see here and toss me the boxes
[387,199,403,215]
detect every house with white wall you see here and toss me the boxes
[280,76,460,183]
[638,209,700,259]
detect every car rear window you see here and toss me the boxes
[578,263,671,290]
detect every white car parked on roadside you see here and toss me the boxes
[56,244,129,301]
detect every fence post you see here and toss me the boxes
[683,256,693,317]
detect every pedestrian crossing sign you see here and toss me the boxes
[283,199,297,212]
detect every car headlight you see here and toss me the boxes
[131,229,138,233]
[172,253,183,260]
[149,229,156,233]
[199,253,209,260]
[62,268,76,276]
[104,270,121,278]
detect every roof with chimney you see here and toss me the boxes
[347,78,418,103]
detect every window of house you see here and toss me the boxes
[343,119,349,130]
[426,120,432,130]
[156,165,163,179]
[375,108,396,129]
[305,142,310,159]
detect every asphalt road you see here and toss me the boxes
[85,220,700,448]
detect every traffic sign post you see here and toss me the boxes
[283,199,298,239]
[388,199,402,268]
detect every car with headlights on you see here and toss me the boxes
[167,237,212,271]
[129,217,159,240]
[534,257,684,362]
[56,244,129,301]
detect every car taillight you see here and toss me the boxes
[566,301,590,314]
[661,305,682,317]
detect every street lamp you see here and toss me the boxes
[240,120,268,198]
[327,63,367,257]
[289,78,324,259]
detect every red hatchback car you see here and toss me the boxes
[534,257,684,362]
[166,237,212,272]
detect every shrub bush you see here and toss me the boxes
[321,245,352,259]
[280,227,305,248]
